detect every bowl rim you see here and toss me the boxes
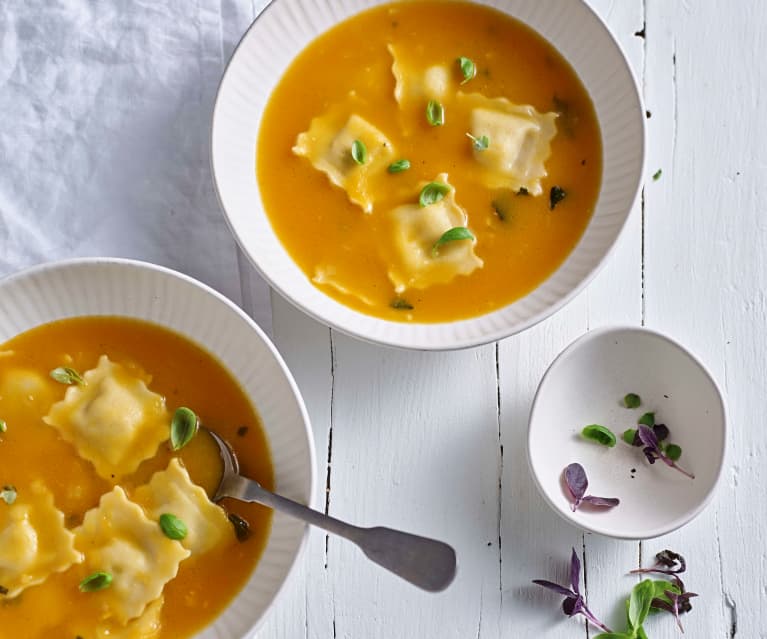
[210,0,647,351]
[0,256,318,636]
[526,324,728,540]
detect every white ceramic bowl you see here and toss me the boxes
[212,0,645,350]
[528,326,726,539]
[0,258,316,638]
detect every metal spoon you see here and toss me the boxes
[207,429,457,592]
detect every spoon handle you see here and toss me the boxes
[225,475,457,592]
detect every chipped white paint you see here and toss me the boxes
[1,0,759,637]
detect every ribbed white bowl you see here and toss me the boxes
[212,0,644,350]
[0,258,316,639]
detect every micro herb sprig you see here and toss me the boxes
[50,367,85,386]
[0,419,6,434]
[533,548,613,634]
[418,182,450,207]
[581,424,617,447]
[1,485,17,505]
[387,159,410,173]
[170,407,199,451]
[457,56,476,84]
[637,425,695,479]
[624,393,641,408]
[564,463,619,512]
[432,227,474,256]
[537,548,698,638]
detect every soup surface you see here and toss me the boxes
[0,317,273,638]
[257,0,602,322]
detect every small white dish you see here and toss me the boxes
[528,326,726,539]
[211,0,645,350]
[0,258,316,638]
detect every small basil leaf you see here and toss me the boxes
[170,407,199,451]
[581,424,617,447]
[466,132,489,151]
[457,56,476,84]
[425,99,445,126]
[1,485,17,505]
[50,367,85,386]
[351,139,367,165]
[623,393,641,408]
[387,159,410,173]
[653,168,662,181]
[622,428,640,446]
[419,182,450,207]
[0,419,6,433]
[390,298,414,310]
[549,185,567,210]
[664,443,682,461]
[79,571,113,593]
[628,580,655,629]
[159,513,188,540]
[432,227,474,256]
[228,513,251,542]
[638,412,655,427]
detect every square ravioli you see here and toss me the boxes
[0,481,83,598]
[386,173,483,292]
[44,355,170,480]
[388,43,450,107]
[458,92,558,195]
[133,458,233,556]
[293,112,395,213]
[74,487,190,625]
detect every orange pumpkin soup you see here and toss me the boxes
[0,317,272,638]
[257,0,602,322]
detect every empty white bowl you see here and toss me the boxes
[211,0,645,350]
[528,326,726,539]
[0,258,316,638]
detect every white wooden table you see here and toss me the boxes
[1,1,761,637]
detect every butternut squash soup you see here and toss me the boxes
[0,317,273,639]
[257,0,602,322]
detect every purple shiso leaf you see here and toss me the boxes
[570,547,581,593]
[637,424,659,448]
[638,425,695,479]
[565,463,588,510]
[562,595,582,616]
[531,579,576,598]
[582,495,620,508]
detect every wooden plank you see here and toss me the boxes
[642,0,765,635]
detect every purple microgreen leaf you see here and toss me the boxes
[652,423,670,441]
[656,550,686,572]
[637,424,659,449]
[570,547,581,593]
[582,495,620,508]
[532,579,576,598]
[643,447,657,464]
[533,548,613,634]
[564,463,588,510]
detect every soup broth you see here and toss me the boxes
[257,0,602,322]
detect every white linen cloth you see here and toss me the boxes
[0,0,272,333]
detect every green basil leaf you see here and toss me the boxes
[581,424,617,447]
[387,159,411,173]
[0,419,6,433]
[653,168,662,181]
[79,571,113,593]
[432,227,475,256]
[425,99,445,126]
[457,56,476,84]
[159,513,188,540]
[419,182,450,207]
[351,139,367,165]
[466,132,489,151]
[638,412,655,427]
[622,428,638,445]
[628,580,655,629]
[170,407,198,451]
[50,367,85,386]
[1,485,17,505]
[664,443,682,461]
[623,393,641,408]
